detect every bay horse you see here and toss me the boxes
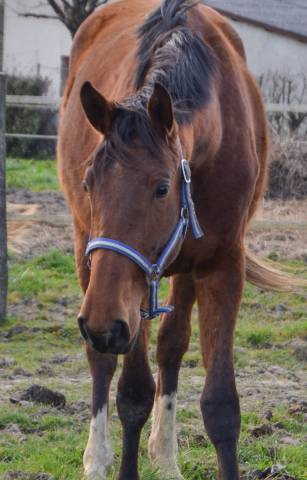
[57,1,304,479]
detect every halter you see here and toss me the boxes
[85,138,204,320]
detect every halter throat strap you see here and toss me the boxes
[85,137,204,320]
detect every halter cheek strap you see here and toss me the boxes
[85,139,204,320]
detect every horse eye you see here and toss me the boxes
[82,181,89,193]
[155,184,169,198]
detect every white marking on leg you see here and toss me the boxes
[148,393,183,479]
[83,405,113,480]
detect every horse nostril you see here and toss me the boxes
[112,319,130,343]
[78,316,89,340]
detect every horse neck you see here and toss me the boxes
[178,99,223,170]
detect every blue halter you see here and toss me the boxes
[85,139,204,320]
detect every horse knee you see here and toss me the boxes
[117,382,155,430]
[157,320,190,369]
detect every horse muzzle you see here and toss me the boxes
[78,316,132,354]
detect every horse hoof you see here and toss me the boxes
[148,454,184,480]
[84,470,107,480]
[157,466,184,480]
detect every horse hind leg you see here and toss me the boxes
[196,246,243,480]
[148,274,195,479]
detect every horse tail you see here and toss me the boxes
[245,250,307,292]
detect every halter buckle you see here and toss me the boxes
[150,264,160,281]
[181,206,189,220]
[181,158,191,184]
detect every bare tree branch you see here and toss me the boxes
[21,0,110,37]
[21,13,58,19]
[46,0,66,22]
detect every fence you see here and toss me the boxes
[0,73,7,323]
[1,90,307,142]
[5,94,59,142]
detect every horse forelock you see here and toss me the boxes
[135,0,216,124]
[91,101,166,170]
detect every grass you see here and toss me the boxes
[9,249,78,302]
[3,158,307,479]
[6,158,58,191]
[2,249,307,479]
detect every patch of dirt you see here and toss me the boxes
[4,473,54,480]
[251,465,298,479]
[7,295,80,323]
[18,384,66,408]
[179,363,307,422]
[36,364,55,377]
[0,357,16,368]
[247,199,307,260]
[7,191,307,260]
[7,190,73,257]
[249,423,274,437]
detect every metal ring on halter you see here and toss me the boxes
[181,158,191,183]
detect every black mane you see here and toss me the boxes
[100,0,217,161]
[135,0,216,124]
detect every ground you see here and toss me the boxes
[0,159,306,480]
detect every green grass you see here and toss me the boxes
[9,250,78,303]
[1,249,307,479]
[6,158,59,191]
[3,159,307,479]
[0,159,307,480]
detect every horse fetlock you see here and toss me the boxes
[83,441,113,480]
[83,464,108,480]
[148,393,182,478]
[149,452,183,480]
[148,441,183,480]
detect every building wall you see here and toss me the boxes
[230,20,307,77]
[3,1,307,97]
[4,0,71,98]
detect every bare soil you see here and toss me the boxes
[7,190,73,257]
[248,200,307,261]
[7,191,307,261]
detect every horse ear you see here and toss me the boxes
[147,82,174,135]
[80,81,114,135]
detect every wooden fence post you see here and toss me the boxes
[60,55,69,97]
[0,71,7,324]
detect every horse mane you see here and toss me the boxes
[101,0,217,161]
[135,0,216,124]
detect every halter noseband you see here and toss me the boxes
[85,138,204,320]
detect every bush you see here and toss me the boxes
[267,136,307,199]
[6,74,57,159]
[258,72,307,138]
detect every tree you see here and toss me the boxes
[22,0,110,37]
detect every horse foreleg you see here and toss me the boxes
[148,274,195,479]
[74,225,117,480]
[116,322,155,480]
[196,247,243,480]
[83,348,117,480]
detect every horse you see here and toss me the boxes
[57,1,305,479]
